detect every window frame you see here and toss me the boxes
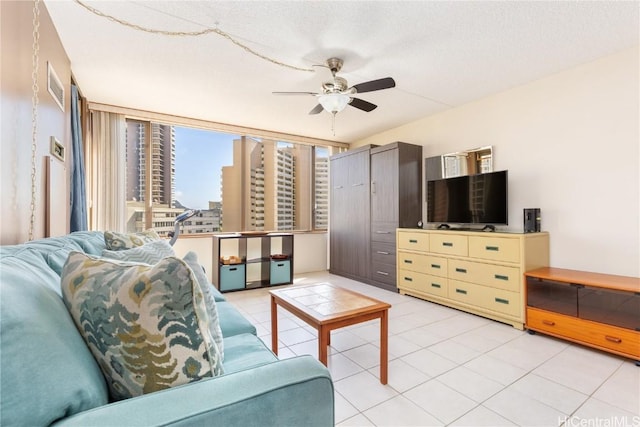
[110,104,347,234]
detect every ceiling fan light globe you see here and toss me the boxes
[318,93,350,113]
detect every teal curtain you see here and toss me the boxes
[70,84,88,231]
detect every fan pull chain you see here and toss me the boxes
[29,0,41,241]
[331,113,337,137]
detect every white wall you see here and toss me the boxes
[355,48,639,277]
[292,232,328,273]
[1,1,72,244]
[173,237,216,282]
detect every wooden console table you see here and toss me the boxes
[270,283,391,384]
[525,267,640,364]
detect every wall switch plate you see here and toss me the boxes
[50,136,65,161]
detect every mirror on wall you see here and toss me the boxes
[425,146,493,180]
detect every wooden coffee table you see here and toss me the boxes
[270,283,391,384]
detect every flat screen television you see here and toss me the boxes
[426,170,508,225]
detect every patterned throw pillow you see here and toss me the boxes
[103,230,160,251]
[183,251,224,358]
[102,246,225,359]
[101,239,175,263]
[61,252,224,401]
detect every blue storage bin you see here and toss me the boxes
[270,260,291,285]
[219,264,246,291]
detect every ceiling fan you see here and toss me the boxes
[273,57,396,116]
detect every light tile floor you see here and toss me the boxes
[223,271,640,427]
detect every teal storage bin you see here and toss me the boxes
[270,260,291,285]
[219,264,246,291]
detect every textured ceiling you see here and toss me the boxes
[44,0,639,143]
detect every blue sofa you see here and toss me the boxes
[0,231,334,426]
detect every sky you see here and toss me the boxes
[174,126,235,209]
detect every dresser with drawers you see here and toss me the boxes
[397,229,549,329]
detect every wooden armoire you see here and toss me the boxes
[329,142,423,291]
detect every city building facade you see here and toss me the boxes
[125,121,176,206]
[222,137,319,232]
[126,125,329,235]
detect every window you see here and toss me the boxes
[314,147,330,229]
[125,120,337,235]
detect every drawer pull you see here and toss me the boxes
[377,251,390,255]
[495,274,509,281]
[352,183,364,187]
[486,246,499,251]
[431,264,441,269]
[542,320,555,326]
[442,242,453,247]
[376,271,389,276]
[495,297,509,305]
[376,231,391,234]
[431,283,441,288]
[456,288,467,295]
[409,239,418,243]
[455,268,467,274]
[605,335,622,344]
[404,277,413,282]
[404,259,413,264]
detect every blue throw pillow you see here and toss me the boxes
[101,239,175,263]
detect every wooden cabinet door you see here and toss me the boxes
[345,150,371,279]
[330,155,350,275]
[330,149,370,279]
[371,147,398,224]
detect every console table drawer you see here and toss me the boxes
[398,251,428,273]
[371,261,396,286]
[475,263,521,292]
[482,288,521,317]
[398,252,447,277]
[448,259,482,283]
[397,231,430,251]
[430,234,468,256]
[449,280,520,317]
[423,255,448,277]
[398,270,448,297]
[372,222,397,244]
[469,236,520,263]
[448,280,481,306]
[372,242,396,265]
[527,308,640,358]
[448,260,520,291]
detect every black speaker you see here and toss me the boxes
[524,208,541,233]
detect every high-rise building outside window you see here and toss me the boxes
[314,147,330,229]
[125,120,332,234]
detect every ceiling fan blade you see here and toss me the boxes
[309,104,324,115]
[272,91,318,96]
[350,77,396,94]
[349,98,377,112]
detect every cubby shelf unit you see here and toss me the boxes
[212,233,294,292]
